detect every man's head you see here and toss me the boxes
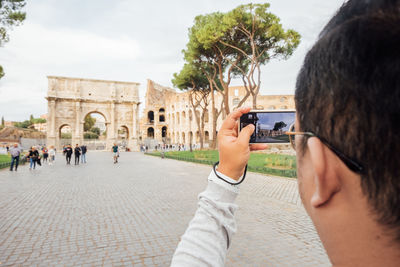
[13,143,18,148]
[294,0,400,263]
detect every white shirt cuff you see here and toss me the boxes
[207,170,241,194]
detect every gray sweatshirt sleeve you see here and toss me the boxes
[170,171,240,267]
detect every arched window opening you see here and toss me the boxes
[196,131,200,143]
[147,127,154,138]
[83,112,107,140]
[159,108,165,113]
[59,125,72,147]
[162,126,167,138]
[159,115,165,122]
[117,126,129,140]
[205,131,210,143]
[148,111,154,123]
[182,111,186,124]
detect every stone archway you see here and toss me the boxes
[147,127,154,139]
[58,124,72,148]
[46,76,140,151]
[117,125,129,149]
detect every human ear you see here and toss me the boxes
[307,137,341,208]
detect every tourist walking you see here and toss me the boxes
[48,146,55,165]
[112,143,119,164]
[74,144,81,165]
[42,147,49,163]
[9,143,22,171]
[65,145,73,164]
[80,145,87,163]
[27,146,39,170]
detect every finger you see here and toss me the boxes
[250,144,268,151]
[220,107,251,131]
[233,121,239,137]
[237,124,255,145]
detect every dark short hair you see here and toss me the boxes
[295,1,400,240]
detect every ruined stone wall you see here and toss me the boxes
[139,80,295,148]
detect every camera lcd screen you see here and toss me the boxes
[239,111,295,143]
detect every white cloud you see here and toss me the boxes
[0,22,141,120]
[0,0,346,121]
[2,23,141,65]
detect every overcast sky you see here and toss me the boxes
[0,0,345,121]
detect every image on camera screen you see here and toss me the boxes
[240,112,295,143]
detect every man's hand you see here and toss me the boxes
[217,107,268,180]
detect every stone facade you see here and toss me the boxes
[46,76,140,151]
[139,80,295,147]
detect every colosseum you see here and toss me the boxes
[139,80,295,148]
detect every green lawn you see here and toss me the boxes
[0,154,27,169]
[0,154,11,169]
[0,154,11,163]
[147,150,297,178]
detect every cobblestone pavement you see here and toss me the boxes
[0,152,330,266]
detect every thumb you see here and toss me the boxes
[238,124,255,144]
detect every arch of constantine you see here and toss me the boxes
[46,76,140,151]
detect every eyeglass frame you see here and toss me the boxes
[285,125,364,174]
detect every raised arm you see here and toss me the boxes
[170,107,267,266]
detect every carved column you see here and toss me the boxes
[154,110,159,141]
[72,101,81,145]
[132,103,137,140]
[47,99,57,148]
[108,102,116,149]
[136,103,140,138]
[129,103,139,151]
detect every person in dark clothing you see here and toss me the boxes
[65,145,73,164]
[80,145,87,163]
[74,144,81,165]
[42,147,49,163]
[27,147,39,170]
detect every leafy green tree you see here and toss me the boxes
[273,121,287,131]
[84,115,96,132]
[61,132,72,139]
[172,63,210,149]
[180,3,301,113]
[14,119,31,128]
[84,132,99,139]
[0,0,26,79]
[185,12,239,116]
[1,116,4,126]
[29,114,33,122]
[222,3,300,108]
[90,127,100,135]
[32,118,46,123]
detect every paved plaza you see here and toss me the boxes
[0,152,330,266]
